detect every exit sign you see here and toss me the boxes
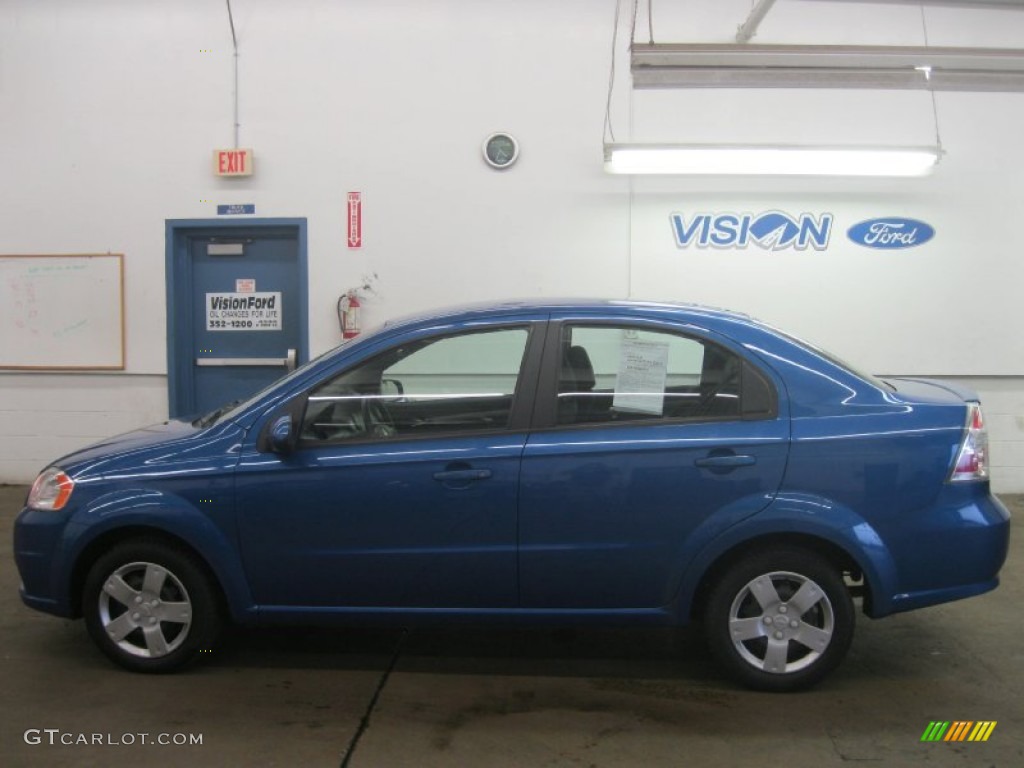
[213,148,254,177]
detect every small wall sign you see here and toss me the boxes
[213,148,254,177]
[217,204,255,215]
[347,192,363,249]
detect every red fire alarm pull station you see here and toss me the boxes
[213,148,254,177]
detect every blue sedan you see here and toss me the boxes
[13,300,1010,690]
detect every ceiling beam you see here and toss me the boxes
[632,43,1024,91]
[794,0,1024,8]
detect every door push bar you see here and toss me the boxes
[197,348,297,371]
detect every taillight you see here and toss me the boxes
[949,403,989,483]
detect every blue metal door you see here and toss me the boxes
[166,220,308,418]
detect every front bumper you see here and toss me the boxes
[13,507,76,618]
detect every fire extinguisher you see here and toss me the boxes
[338,292,362,339]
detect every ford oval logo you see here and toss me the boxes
[847,218,935,249]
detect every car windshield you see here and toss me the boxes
[194,320,398,427]
[192,399,243,428]
[192,343,350,429]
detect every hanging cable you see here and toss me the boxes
[226,0,240,148]
[919,5,944,155]
[647,0,654,44]
[603,0,623,143]
[604,0,642,144]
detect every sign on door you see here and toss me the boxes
[206,292,282,331]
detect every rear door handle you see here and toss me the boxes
[694,454,756,470]
[433,469,493,482]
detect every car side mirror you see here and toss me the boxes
[382,377,404,397]
[268,414,296,454]
[258,395,307,455]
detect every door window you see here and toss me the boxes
[556,325,769,425]
[300,327,530,443]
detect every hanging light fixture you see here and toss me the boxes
[603,143,941,177]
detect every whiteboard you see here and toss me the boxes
[0,254,125,370]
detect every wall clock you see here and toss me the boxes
[482,132,519,170]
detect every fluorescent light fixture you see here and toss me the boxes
[603,143,941,177]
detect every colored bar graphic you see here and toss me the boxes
[968,722,997,742]
[921,721,996,742]
[921,722,949,742]
[945,721,972,741]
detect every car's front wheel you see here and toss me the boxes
[704,547,855,692]
[82,539,223,672]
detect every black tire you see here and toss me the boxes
[82,538,224,673]
[703,547,855,692]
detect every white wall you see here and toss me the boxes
[1,0,1023,490]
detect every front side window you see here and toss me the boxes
[556,325,762,426]
[300,327,529,444]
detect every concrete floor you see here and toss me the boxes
[1,484,1019,768]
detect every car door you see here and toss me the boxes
[519,318,790,610]
[235,320,545,611]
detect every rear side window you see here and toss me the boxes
[556,325,773,426]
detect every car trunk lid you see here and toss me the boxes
[884,376,979,405]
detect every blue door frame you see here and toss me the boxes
[165,218,309,418]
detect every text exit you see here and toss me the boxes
[213,148,254,177]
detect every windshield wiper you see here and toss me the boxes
[193,400,242,428]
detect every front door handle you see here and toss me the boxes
[433,469,493,482]
[694,453,757,472]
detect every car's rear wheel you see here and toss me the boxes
[82,539,223,672]
[704,547,854,692]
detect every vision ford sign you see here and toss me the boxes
[671,212,832,251]
[847,218,935,249]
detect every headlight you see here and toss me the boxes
[27,468,75,511]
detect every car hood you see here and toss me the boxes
[53,419,243,480]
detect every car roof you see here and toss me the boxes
[382,298,758,332]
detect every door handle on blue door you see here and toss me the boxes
[694,454,757,471]
[433,468,493,482]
